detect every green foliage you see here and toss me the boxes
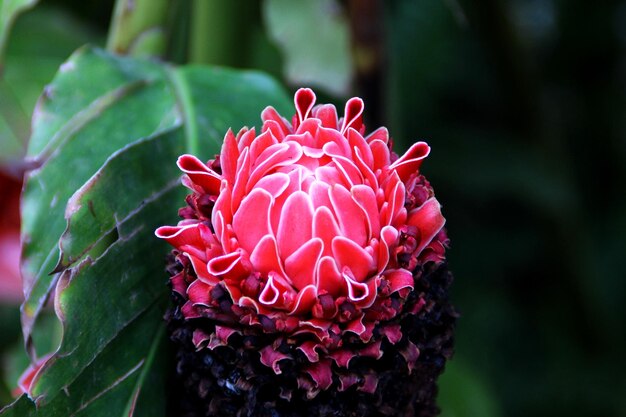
[106,0,168,57]
[2,46,290,415]
[264,0,353,96]
[0,5,101,165]
[0,0,38,63]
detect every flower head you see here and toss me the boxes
[157,88,448,393]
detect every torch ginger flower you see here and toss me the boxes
[156,88,448,394]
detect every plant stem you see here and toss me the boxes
[106,0,170,58]
[189,0,256,66]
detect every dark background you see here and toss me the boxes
[1,1,624,416]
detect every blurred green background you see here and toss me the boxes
[1,0,625,416]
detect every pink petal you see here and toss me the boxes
[345,316,367,337]
[389,180,406,225]
[377,225,399,272]
[289,284,318,315]
[192,328,211,349]
[384,269,414,293]
[319,127,351,157]
[343,270,370,302]
[296,119,321,137]
[212,210,226,245]
[170,272,187,296]
[347,128,373,167]
[155,224,205,260]
[301,145,325,159]
[329,185,367,247]
[262,119,287,141]
[297,341,321,362]
[285,238,323,290]
[380,178,405,226]
[407,197,445,256]
[181,300,202,319]
[316,256,344,296]
[338,374,360,391]
[352,146,378,188]
[177,154,221,195]
[365,126,389,144]
[238,295,261,312]
[220,129,239,184]
[277,191,313,259]
[261,106,292,136]
[312,104,338,129]
[249,129,278,162]
[315,165,345,188]
[295,88,316,124]
[358,340,383,359]
[357,277,379,308]
[249,235,285,277]
[389,141,431,182]
[252,172,290,198]
[400,341,420,373]
[184,253,218,285]
[369,139,391,171]
[215,325,238,345]
[232,188,273,255]
[332,236,374,281]
[238,127,257,150]
[222,279,243,303]
[187,279,212,306]
[309,180,332,210]
[341,97,364,134]
[259,345,291,374]
[249,142,303,187]
[259,273,281,306]
[312,206,340,257]
[270,168,303,235]
[332,155,363,187]
[230,147,251,213]
[351,185,380,240]
[329,349,354,368]
[379,323,403,344]
[207,251,245,277]
[304,360,333,390]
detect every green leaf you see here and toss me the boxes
[0,0,38,65]
[8,46,291,415]
[106,0,169,58]
[0,5,103,164]
[263,0,353,96]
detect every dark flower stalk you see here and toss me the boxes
[157,88,456,416]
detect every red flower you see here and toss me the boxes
[156,88,447,392]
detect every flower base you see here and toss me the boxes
[166,261,456,417]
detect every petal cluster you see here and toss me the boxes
[156,88,447,390]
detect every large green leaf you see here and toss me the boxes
[2,46,290,415]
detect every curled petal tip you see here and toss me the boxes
[341,97,364,134]
[295,88,316,124]
[390,141,431,182]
